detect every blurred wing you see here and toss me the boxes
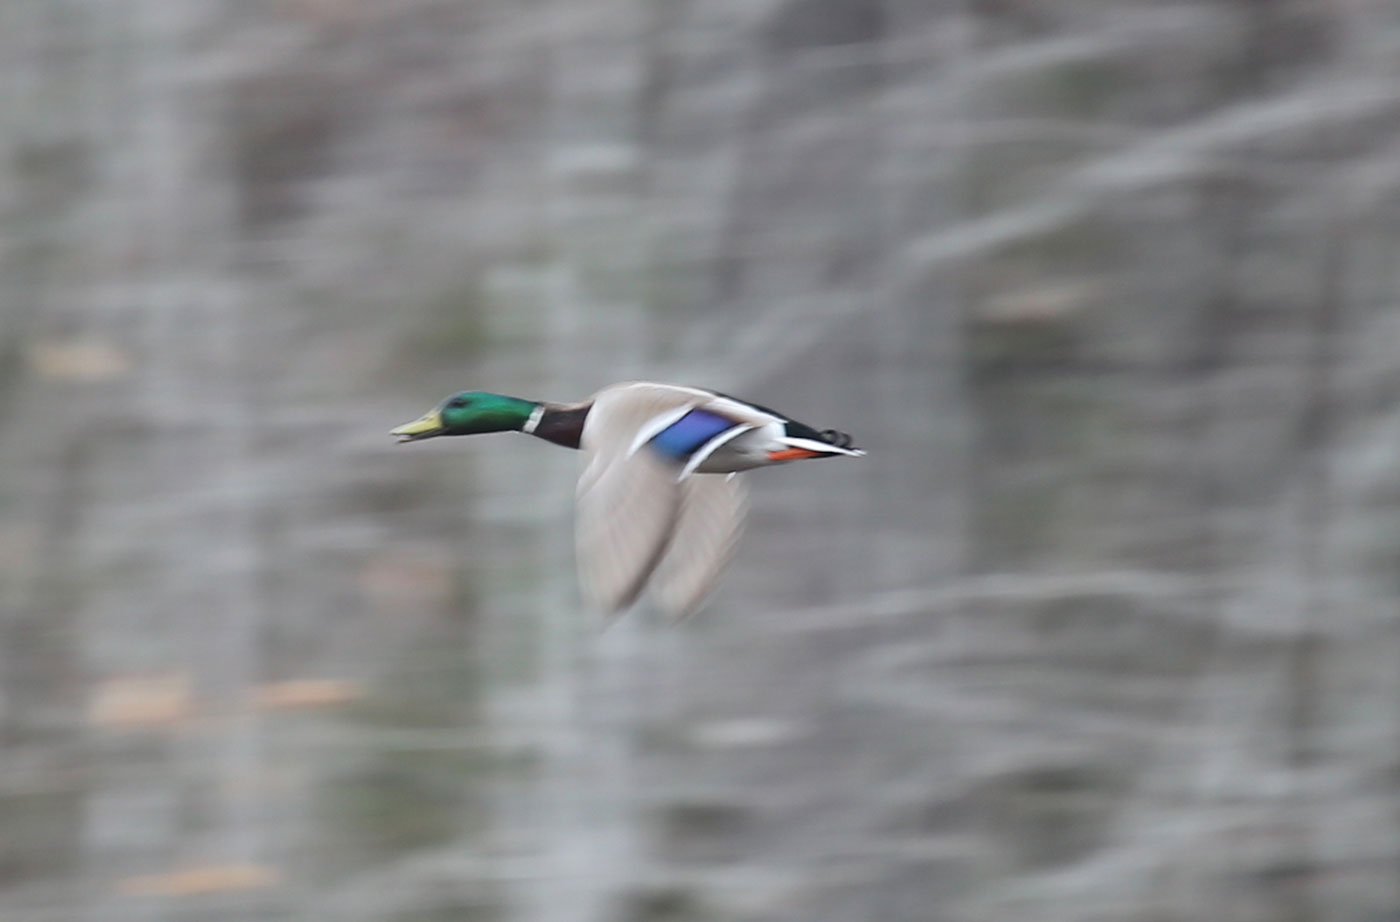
[595,382,782,434]
[583,383,705,453]
[650,474,747,619]
[574,382,763,618]
[575,449,680,617]
[574,385,696,617]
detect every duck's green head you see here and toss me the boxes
[391,391,539,443]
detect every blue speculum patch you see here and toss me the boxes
[649,409,737,460]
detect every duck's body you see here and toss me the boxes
[392,382,863,618]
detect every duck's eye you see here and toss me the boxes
[448,397,470,409]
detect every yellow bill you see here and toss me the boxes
[390,409,444,442]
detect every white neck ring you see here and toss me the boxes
[522,404,545,434]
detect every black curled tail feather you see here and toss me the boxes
[820,429,855,450]
[780,418,861,453]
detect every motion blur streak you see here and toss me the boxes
[1,1,1399,921]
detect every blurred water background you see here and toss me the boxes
[3,1,1400,920]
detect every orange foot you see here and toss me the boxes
[768,447,826,461]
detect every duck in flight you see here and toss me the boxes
[391,381,864,619]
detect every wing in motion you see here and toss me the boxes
[649,473,747,619]
[575,384,757,617]
[575,445,682,615]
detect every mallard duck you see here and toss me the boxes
[391,382,864,618]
